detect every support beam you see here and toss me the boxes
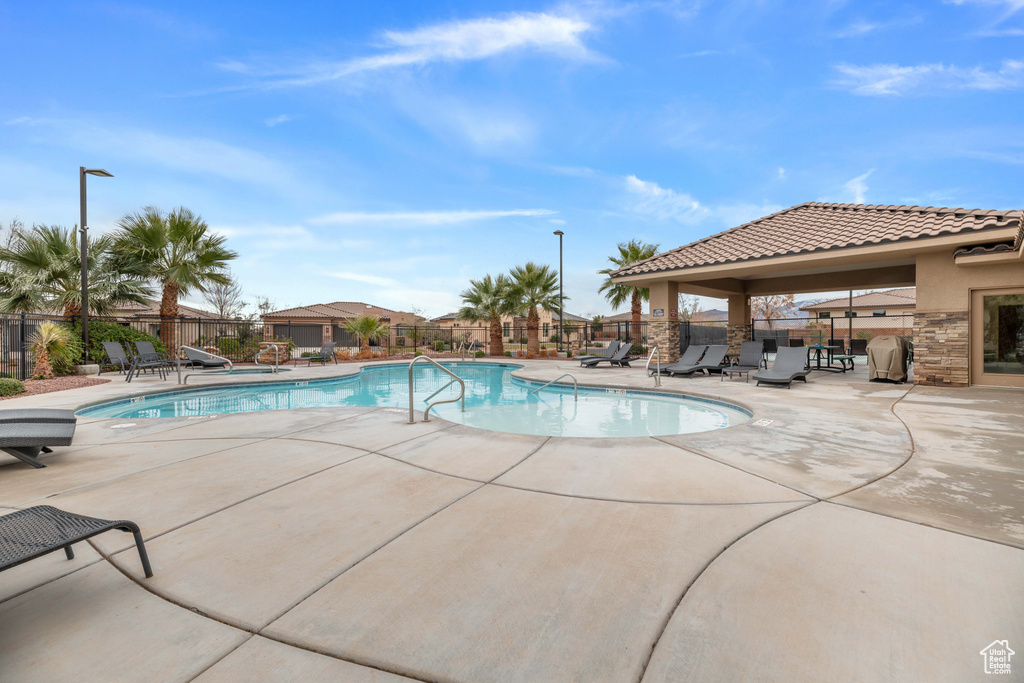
[743,265,915,296]
[649,281,680,363]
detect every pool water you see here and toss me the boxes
[80,363,750,438]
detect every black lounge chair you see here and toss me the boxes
[760,338,778,368]
[0,505,152,578]
[577,340,620,364]
[0,409,77,469]
[580,343,633,368]
[183,347,229,369]
[753,346,811,388]
[99,341,131,375]
[654,344,707,376]
[721,341,764,382]
[307,342,338,366]
[664,344,729,377]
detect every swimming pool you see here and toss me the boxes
[79,363,751,438]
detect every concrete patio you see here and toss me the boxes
[1,360,1022,682]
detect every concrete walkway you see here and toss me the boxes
[1,360,1021,681]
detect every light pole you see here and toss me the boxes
[80,167,113,363]
[553,230,564,353]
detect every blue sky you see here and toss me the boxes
[3,1,1023,317]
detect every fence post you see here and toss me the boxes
[413,326,418,355]
[19,311,26,381]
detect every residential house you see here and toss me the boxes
[262,301,418,349]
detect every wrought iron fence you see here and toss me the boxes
[752,314,914,351]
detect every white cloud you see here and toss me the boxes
[833,59,1024,95]
[777,167,786,180]
[947,0,1024,16]
[228,12,595,89]
[308,208,556,226]
[4,116,34,126]
[843,170,874,204]
[265,114,297,127]
[324,271,399,287]
[622,175,707,222]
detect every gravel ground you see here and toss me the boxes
[0,375,111,401]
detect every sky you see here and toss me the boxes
[2,0,1023,318]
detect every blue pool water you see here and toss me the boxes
[79,363,750,438]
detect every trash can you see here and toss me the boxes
[866,335,908,382]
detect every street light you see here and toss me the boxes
[553,230,564,353]
[80,167,114,363]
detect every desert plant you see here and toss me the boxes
[0,378,25,396]
[337,349,352,360]
[509,262,562,358]
[343,315,389,354]
[457,274,516,356]
[30,321,82,378]
[599,240,660,341]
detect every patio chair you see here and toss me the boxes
[580,343,633,368]
[99,341,131,375]
[760,338,778,368]
[753,346,811,388]
[654,344,707,376]
[133,341,174,372]
[307,342,338,366]
[576,340,620,364]
[664,344,730,377]
[125,353,168,384]
[0,409,77,469]
[850,338,868,356]
[183,347,230,369]
[788,338,805,348]
[720,341,764,382]
[0,505,152,578]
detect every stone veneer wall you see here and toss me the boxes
[649,320,681,363]
[913,311,969,387]
[726,323,751,352]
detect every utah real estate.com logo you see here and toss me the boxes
[980,640,1014,675]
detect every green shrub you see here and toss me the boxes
[0,372,11,379]
[474,350,485,358]
[503,350,512,357]
[414,350,423,357]
[549,334,560,343]
[855,330,874,340]
[218,337,242,356]
[300,351,313,358]
[432,341,445,352]
[0,378,25,396]
[76,320,166,367]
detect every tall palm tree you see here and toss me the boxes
[343,315,389,355]
[509,262,561,357]
[456,274,515,356]
[0,225,151,318]
[598,240,660,341]
[113,206,236,350]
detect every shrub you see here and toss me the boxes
[549,334,560,343]
[300,351,313,358]
[855,330,874,340]
[0,378,25,396]
[566,350,573,359]
[337,349,352,361]
[74,320,165,368]
[525,352,535,359]
[218,337,242,356]
[503,351,512,357]
[31,322,83,378]
[414,350,423,357]
[432,341,445,352]
[475,350,485,358]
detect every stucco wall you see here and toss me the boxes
[916,250,1024,311]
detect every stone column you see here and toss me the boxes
[649,281,680,363]
[913,311,969,387]
[726,294,752,352]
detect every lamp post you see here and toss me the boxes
[80,167,113,363]
[553,230,564,353]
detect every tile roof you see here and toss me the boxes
[613,203,1022,277]
[117,301,221,320]
[264,301,405,320]
[800,287,916,311]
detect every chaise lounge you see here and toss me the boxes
[580,343,633,368]
[0,409,77,469]
[720,341,765,382]
[753,346,811,388]
[576,340,620,364]
[664,344,729,377]
[183,347,230,369]
[99,341,131,375]
[307,342,338,366]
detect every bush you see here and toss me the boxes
[549,334,560,343]
[75,320,165,369]
[0,378,25,396]
[300,351,313,358]
[336,349,351,361]
[855,331,874,340]
[31,322,83,378]
[218,337,242,356]
[503,351,512,357]
[432,341,445,352]
[414,350,423,357]
[474,350,485,358]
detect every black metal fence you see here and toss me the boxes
[752,314,914,349]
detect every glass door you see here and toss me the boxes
[971,288,1024,387]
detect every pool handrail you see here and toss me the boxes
[408,355,465,424]
[528,373,578,401]
[255,344,280,373]
[177,346,233,385]
[646,347,662,387]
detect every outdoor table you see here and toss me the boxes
[806,344,844,372]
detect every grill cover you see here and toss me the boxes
[867,335,908,381]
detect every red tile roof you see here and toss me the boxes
[117,301,221,320]
[800,287,916,311]
[613,203,1022,277]
[263,301,408,320]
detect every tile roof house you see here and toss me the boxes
[800,288,916,316]
[261,302,419,350]
[115,300,221,320]
[263,302,416,323]
[611,202,1024,388]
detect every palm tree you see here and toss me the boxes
[598,240,660,341]
[344,315,389,355]
[0,225,151,318]
[509,262,561,357]
[113,206,236,351]
[29,321,82,379]
[456,274,515,356]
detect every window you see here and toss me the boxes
[843,311,858,318]
[872,310,886,317]
[503,323,510,337]
[543,323,549,337]
[819,312,830,319]
[982,293,1024,376]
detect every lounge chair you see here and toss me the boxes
[0,408,77,469]
[307,342,338,366]
[580,343,633,368]
[99,341,131,375]
[133,341,174,370]
[753,346,811,388]
[0,505,152,578]
[760,338,778,368]
[664,344,729,377]
[576,340,620,364]
[183,347,230,369]
[653,344,707,376]
[720,341,764,382]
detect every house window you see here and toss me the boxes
[843,311,858,318]
[503,323,510,336]
[872,310,886,317]
[543,323,549,337]
[819,312,830,319]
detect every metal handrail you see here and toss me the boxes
[178,345,233,385]
[456,341,467,360]
[423,378,458,404]
[408,355,465,423]
[255,344,280,373]
[528,373,578,401]
[646,347,662,387]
